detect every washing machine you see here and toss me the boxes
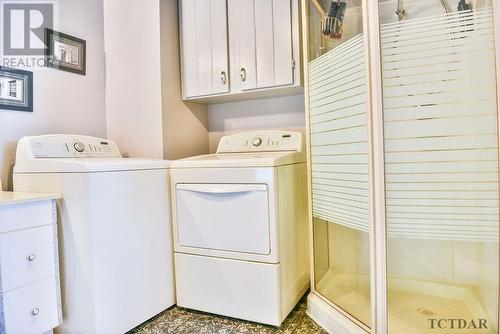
[13,134,174,334]
[170,130,310,326]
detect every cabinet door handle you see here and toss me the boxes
[31,308,40,316]
[220,71,227,85]
[27,253,36,262]
[240,67,246,82]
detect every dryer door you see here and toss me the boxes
[176,183,270,255]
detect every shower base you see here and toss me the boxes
[316,269,496,333]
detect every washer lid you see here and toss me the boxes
[14,158,170,173]
[170,152,305,168]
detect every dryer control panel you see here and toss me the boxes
[16,134,122,159]
[217,131,303,153]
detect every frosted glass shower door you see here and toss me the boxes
[307,0,372,330]
[378,2,500,333]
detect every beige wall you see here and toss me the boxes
[104,0,209,160]
[160,0,208,159]
[0,0,107,190]
[208,94,306,152]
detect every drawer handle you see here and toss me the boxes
[177,184,268,194]
[27,253,36,262]
[31,308,40,316]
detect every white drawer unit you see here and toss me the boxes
[0,192,61,334]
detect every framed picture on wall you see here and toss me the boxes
[0,67,33,112]
[45,29,86,75]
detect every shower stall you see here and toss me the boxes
[303,0,500,333]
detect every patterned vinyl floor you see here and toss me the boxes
[128,293,327,334]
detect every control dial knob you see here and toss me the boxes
[252,137,263,147]
[74,142,85,152]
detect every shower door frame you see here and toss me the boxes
[302,1,500,333]
[493,1,500,332]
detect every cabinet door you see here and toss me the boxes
[271,0,294,86]
[180,0,229,98]
[229,0,294,91]
[228,0,257,90]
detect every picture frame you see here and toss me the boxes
[45,28,86,75]
[0,66,33,112]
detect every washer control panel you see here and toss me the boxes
[217,131,303,153]
[22,135,122,158]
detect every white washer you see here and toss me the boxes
[170,130,310,326]
[13,135,175,334]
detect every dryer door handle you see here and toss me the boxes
[176,184,268,195]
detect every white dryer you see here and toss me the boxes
[13,135,174,334]
[170,130,310,326]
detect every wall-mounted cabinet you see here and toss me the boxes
[179,0,229,98]
[179,0,302,103]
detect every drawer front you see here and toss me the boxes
[0,200,53,234]
[176,183,270,255]
[2,278,59,334]
[0,225,56,292]
[175,253,281,326]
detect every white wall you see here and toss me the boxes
[104,0,209,160]
[0,0,106,190]
[208,94,306,152]
[103,0,164,158]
